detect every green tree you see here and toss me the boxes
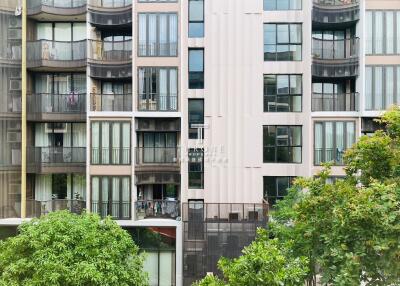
[194,229,309,286]
[0,211,149,286]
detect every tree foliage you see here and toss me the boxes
[0,211,149,286]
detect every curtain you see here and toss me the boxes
[366,11,373,54]
[336,122,344,163]
[374,11,383,54]
[138,14,147,56]
[365,67,373,110]
[36,23,52,40]
[101,177,109,217]
[374,67,383,110]
[122,123,130,164]
[397,12,400,54]
[34,174,52,202]
[159,69,168,110]
[169,14,178,56]
[67,174,86,200]
[155,133,165,162]
[170,69,177,110]
[397,67,400,105]
[63,123,72,162]
[73,74,86,93]
[122,177,130,218]
[314,124,323,165]
[112,123,120,164]
[72,123,86,147]
[112,177,120,218]
[159,14,168,56]
[144,253,159,286]
[386,67,394,107]
[35,123,50,147]
[148,14,157,56]
[144,133,154,162]
[102,82,114,111]
[386,12,394,54]
[346,122,355,149]
[54,23,72,60]
[73,23,86,41]
[102,122,110,164]
[92,177,100,214]
[159,252,174,286]
[325,122,334,162]
[92,122,100,164]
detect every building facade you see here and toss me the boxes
[0,0,398,285]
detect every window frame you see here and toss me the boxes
[188,0,205,38]
[188,148,204,189]
[264,23,302,61]
[188,99,204,139]
[263,0,302,11]
[263,176,295,206]
[188,48,205,89]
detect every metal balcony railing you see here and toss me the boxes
[312,2,359,26]
[28,93,86,114]
[136,200,180,219]
[28,147,86,165]
[89,0,131,8]
[91,147,131,165]
[182,202,269,223]
[312,59,359,78]
[26,199,86,217]
[312,92,358,112]
[313,0,358,6]
[28,0,86,9]
[89,39,132,62]
[91,93,132,111]
[138,93,178,111]
[27,40,87,65]
[314,148,345,165]
[312,37,359,60]
[138,42,178,57]
[135,147,180,165]
[91,201,131,220]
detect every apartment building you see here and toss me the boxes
[0,0,398,285]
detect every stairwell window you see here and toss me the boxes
[263,126,302,163]
[264,0,301,11]
[138,13,178,57]
[189,0,204,38]
[264,74,302,112]
[189,48,204,89]
[264,23,302,61]
[188,148,204,189]
[263,176,295,206]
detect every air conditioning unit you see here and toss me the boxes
[11,149,21,165]
[10,70,21,79]
[9,17,21,28]
[8,28,21,40]
[7,131,21,143]
[9,79,21,91]
[8,120,20,130]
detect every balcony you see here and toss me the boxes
[313,0,359,28]
[27,146,86,174]
[88,39,132,79]
[138,93,178,112]
[27,93,86,121]
[314,148,345,166]
[88,0,132,30]
[27,40,87,71]
[136,146,179,168]
[312,92,358,112]
[91,93,132,112]
[26,199,86,218]
[91,201,131,220]
[136,200,180,220]
[27,0,86,21]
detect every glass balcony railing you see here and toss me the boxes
[90,93,132,111]
[91,201,131,220]
[138,93,178,112]
[312,37,359,60]
[313,0,359,26]
[88,0,132,28]
[88,39,132,63]
[27,199,86,217]
[135,200,180,220]
[312,92,358,112]
[28,93,86,114]
[89,0,131,8]
[135,147,180,165]
[27,147,86,165]
[27,40,87,67]
[314,148,345,166]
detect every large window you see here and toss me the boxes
[366,10,400,55]
[138,67,178,111]
[189,48,204,89]
[188,148,204,189]
[314,121,356,166]
[189,0,204,38]
[188,99,204,139]
[34,73,86,94]
[365,65,400,111]
[91,121,131,165]
[264,23,302,61]
[263,176,295,206]
[138,13,178,57]
[263,126,302,163]
[91,176,131,220]
[36,22,86,41]
[264,74,302,112]
[138,132,178,164]
[264,0,301,11]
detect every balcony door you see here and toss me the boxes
[142,133,177,163]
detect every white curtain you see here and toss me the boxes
[138,69,146,108]
[336,122,344,163]
[112,123,120,164]
[101,177,109,217]
[112,177,120,217]
[92,122,100,164]
[54,23,72,60]
[148,14,157,56]
[169,14,178,56]
[365,67,373,110]
[159,69,168,110]
[92,177,100,214]
[102,122,110,164]
[325,122,334,162]
[138,14,147,56]
[366,11,373,54]
[144,252,159,286]
[35,123,50,147]
[36,23,52,40]
[374,11,383,54]
[159,14,168,56]
[374,67,383,110]
[35,174,52,202]
[386,67,394,107]
[386,12,394,54]
[159,252,174,286]
[122,123,130,164]
[346,122,355,149]
[397,12,400,54]
[72,123,86,147]
[67,174,86,200]
[170,69,177,110]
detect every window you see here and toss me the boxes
[139,0,176,2]
[138,67,178,111]
[264,23,302,61]
[264,74,302,112]
[189,0,204,38]
[91,176,131,220]
[36,22,86,41]
[365,66,400,110]
[138,132,178,163]
[188,99,204,139]
[138,13,178,57]
[263,176,295,206]
[263,126,302,163]
[264,0,301,11]
[188,148,204,189]
[366,10,400,55]
[314,121,356,166]
[91,121,131,165]
[189,48,204,89]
